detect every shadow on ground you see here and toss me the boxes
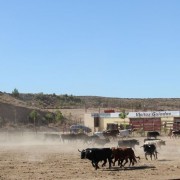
[102,165,156,171]
[157,159,173,162]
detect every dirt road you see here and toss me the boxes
[0,133,179,180]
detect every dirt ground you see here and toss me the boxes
[0,133,180,180]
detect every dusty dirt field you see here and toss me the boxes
[0,133,180,180]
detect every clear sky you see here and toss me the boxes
[0,0,180,98]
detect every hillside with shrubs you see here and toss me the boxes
[0,89,180,131]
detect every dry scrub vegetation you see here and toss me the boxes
[1,92,180,131]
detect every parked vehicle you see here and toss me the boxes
[70,124,92,133]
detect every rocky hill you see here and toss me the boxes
[1,91,180,130]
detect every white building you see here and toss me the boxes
[84,110,180,132]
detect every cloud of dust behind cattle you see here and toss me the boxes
[0,132,179,163]
[0,131,93,162]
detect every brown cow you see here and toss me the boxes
[111,147,140,168]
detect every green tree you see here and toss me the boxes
[119,109,129,129]
[55,110,64,124]
[45,112,54,124]
[12,88,19,97]
[29,110,38,127]
[119,109,128,119]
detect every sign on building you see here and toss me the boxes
[128,111,180,118]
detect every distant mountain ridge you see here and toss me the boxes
[0,92,180,128]
[1,92,180,111]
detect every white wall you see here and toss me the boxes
[84,113,94,131]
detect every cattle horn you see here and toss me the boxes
[78,149,82,152]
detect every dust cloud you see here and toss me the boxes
[0,132,180,179]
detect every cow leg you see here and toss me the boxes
[91,161,96,167]
[95,163,98,170]
[129,156,136,166]
[132,159,135,166]
[117,159,120,166]
[102,159,107,167]
[108,158,112,169]
[145,153,148,160]
[113,157,118,166]
[123,158,128,167]
[128,157,133,166]
[94,161,99,170]
[150,154,153,160]
[152,153,155,160]
[155,151,158,159]
[118,159,123,168]
[92,160,100,169]
[133,156,137,164]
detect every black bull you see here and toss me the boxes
[79,148,112,170]
[142,144,158,160]
[147,131,160,139]
[118,139,139,149]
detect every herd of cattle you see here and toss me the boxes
[78,136,165,170]
[78,145,156,170]
[42,129,180,170]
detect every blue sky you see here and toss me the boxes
[0,0,180,98]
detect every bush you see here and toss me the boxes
[12,88,19,98]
